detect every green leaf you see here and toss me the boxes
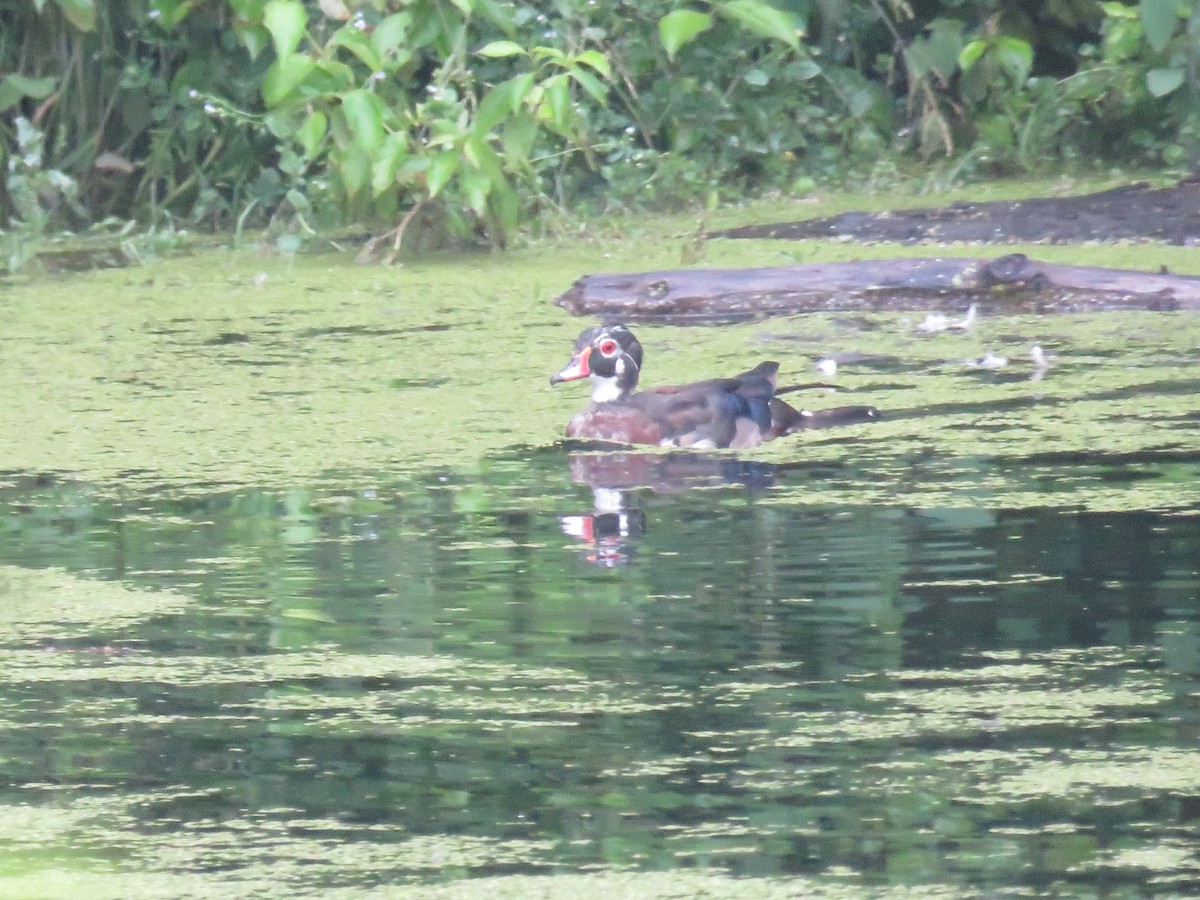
[464,137,508,208]
[425,151,460,198]
[263,0,306,61]
[459,167,491,214]
[462,134,481,169]
[718,0,800,50]
[371,133,408,195]
[394,155,426,187]
[0,75,57,113]
[53,0,95,31]
[789,58,821,80]
[847,86,875,118]
[297,110,327,158]
[234,23,270,60]
[743,68,769,87]
[264,108,300,138]
[1147,66,1185,96]
[339,145,370,196]
[228,0,266,18]
[372,13,411,59]
[957,39,988,72]
[1100,1,1137,19]
[474,73,535,136]
[262,54,315,105]
[573,49,611,78]
[541,74,571,128]
[567,67,608,106]
[313,58,356,91]
[341,89,387,153]
[284,188,309,212]
[976,113,1014,151]
[408,9,442,49]
[658,9,712,61]
[1140,0,1179,52]
[465,135,503,182]
[149,0,194,28]
[478,39,526,58]
[905,17,965,80]
[994,36,1032,84]
[333,25,383,71]
[531,46,566,64]
[501,113,538,168]
[475,0,516,37]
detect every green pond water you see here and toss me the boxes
[2,185,1199,898]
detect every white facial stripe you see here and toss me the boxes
[614,343,643,379]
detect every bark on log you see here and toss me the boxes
[553,253,1200,322]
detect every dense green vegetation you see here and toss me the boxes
[2,0,1198,267]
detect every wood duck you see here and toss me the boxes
[550,324,877,448]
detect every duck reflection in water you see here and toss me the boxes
[558,480,647,568]
[559,450,779,567]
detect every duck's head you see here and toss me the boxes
[550,324,643,403]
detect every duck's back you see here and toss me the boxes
[567,362,782,449]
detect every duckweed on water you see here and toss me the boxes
[2,185,1199,512]
[2,186,1199,897]
[0,869,967,900]
[0,565,191,640]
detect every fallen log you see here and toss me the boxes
[553,253,1200,322]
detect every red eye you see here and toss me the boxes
[598,339,619,357]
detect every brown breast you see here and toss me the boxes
[566,405,667,445]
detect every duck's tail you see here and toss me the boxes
[769,398,880,437]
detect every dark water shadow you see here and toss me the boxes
[1,455,1200,894]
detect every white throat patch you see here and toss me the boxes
[590,374,624,403]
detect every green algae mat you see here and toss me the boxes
[3,188,1199,511]
[1,183,1199,898]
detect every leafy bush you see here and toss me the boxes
[2,116,84,271]
[565,0,886,209]
[889,0,1200,174]
[238,0,617,253]
[2,0,1199,270]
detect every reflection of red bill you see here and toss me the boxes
[559,511,640,545]
[560,513,630,566]
[559,514,594,543]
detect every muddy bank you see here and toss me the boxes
[709,181,1200,245]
